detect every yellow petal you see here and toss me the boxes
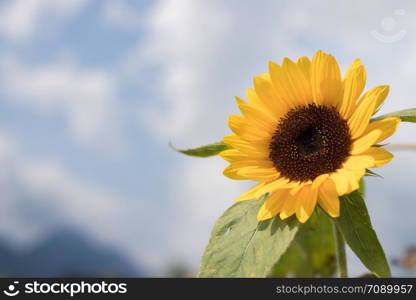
[370,85,390,112]
[339,59,366,119]
[254,178,300,198]
[311,173,329,189]
[246,86,285,121]
[347,168,366,180]
[235,182,267,202]
[279,191,298,220]
[246,87,263,107]
[348,85,390,139]
[245,88,278,119]
[348,95,378,140]
[296,185,318,223]
[260,73,270,81]
[235,97,277,133]
[280,57,312,106]
[318,179,340,217]
[222,157,276,180]
[237,166,280,182]
[289,182,307,196]
[220,150,274,172]
[219,149,248,163]
[257,190,287,221]
[297,56,311,79]
[223,133,254,150]
[224,159,274,169]
[329,168,360,195]
[228,114,245,134]
[342,154,375,169]
[222,134,269,157]
[350,129,381,155]
[310,50,342,107]
[362,117,400,144]
[253,74,288,118]
[220,149,276,177]
[228,115,271,143]
[268,61,302,108]
[361,146,394,167]
[223,164,248,180]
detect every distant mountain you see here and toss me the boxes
[0,229,145,277]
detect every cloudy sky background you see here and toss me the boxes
[0,0,415,276]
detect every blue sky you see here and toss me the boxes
[0,0,415,276]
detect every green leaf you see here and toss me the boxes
[295,209,336,277]
[198,195,299,277]
[358,178,366,197]
[365,169,382,178]
[170,141,228,157]
[270,241,313,277]
[271,208,336,277]
[335,191,391,277]
[372,108,416,123]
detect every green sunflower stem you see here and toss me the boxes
[333,221,348,278]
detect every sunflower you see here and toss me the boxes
[220,50,400,223]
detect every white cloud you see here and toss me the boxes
[0,130,153,270]
[100,0,143,29]
[18,159,123,228]
[0,0,90,41]
[134,0,236,146]
[169,158,248,264]
[0,54,123,149]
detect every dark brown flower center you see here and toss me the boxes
[269,104,351,182]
